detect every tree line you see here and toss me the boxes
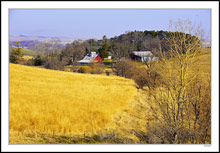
[10,29,200,71]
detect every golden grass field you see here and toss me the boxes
[9,48,211,144]
[9,63,136,143]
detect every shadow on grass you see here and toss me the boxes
[21,131,135,144]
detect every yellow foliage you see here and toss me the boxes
[77,66,92,73]
[9,64,136,143]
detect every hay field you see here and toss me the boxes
[9,63,136,143]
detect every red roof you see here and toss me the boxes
[94,55,102,64]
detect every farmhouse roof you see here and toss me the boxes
[132,51,153,57]
[78,52,98,63]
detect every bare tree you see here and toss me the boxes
[111,41,135,60]
[145,19,210,144]
[114,59,135,78]
[61,40,86,66]
[30,41,63,55]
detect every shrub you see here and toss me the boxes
[43,56,67,71]
[16,58,26,65]
[114,59,161,89]
[25,58,34,66]
[105,70,110,76]
[90,63,104,74]
[72,66,79,72]
[33,55,43,66]
[114,60,135,78]
[132,67,148,89]
[132,66,161,89]
[77,66,91,73]
[146,69,161,89]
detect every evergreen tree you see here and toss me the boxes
[98,44,109,59]
[9,42,24,63]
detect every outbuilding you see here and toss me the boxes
[129,51,158,62]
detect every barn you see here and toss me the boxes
[78,52,103,65]
[129,51,158,62]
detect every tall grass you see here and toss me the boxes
[9,64,136,143]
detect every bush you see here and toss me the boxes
[146,69,161,89]
[90,63,104,74]
[72,66,79,72]
[77,66,91,73]
[113,59,161,89]
[77,64,104,74]
[25,58,34,66]
[114,60,135,78]
[43,56,67,70]
[106,70,110,76]
[16,58,26,65]
[132,67,148,89]
[15,57,36,66]
[33,55,43,66]
[132,66,161,89]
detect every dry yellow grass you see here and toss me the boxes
[9,63,136,143]
[114,48,211,143]
[22,55,33,60]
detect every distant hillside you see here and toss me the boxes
[9,35,80,49]
[9,35,78,42]
[201,41,211,48]
[9,47,37,57]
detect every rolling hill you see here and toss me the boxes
[9,47,37,57]
[9,64,137,143]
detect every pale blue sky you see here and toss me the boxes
[9,9,211,40]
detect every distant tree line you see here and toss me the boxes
[9,40,40,48]
[10,30,201,72]
[67,30,201,60]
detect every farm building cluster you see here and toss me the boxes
[77,47,158,66]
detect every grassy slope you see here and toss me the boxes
[117,48,211,143]
[9,64,136,143]
[194,48,211,81]
[113,48,211,143]
[9,47,36,56]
